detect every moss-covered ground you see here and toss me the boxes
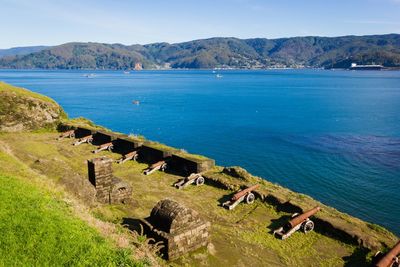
[0,131,378,267]
[0,140,152,266]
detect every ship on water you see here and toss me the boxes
[349,62,384,70]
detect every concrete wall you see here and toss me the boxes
[75,127,94,138]
[92,131,114,145]
[113,137,143,155]
[139,145,173,163]
[169,155,215,176]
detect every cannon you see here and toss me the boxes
[92,142,114,153]
[73,135,93,146]
[374,241,400,267]
[174,173,205,189]
[116,151,138,164]
[143,160,167,175]
[273,206,321,239]
[57,130,75,140]
[222,184,259,210]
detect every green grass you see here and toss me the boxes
[0,81,56,104]
[0,174,146,267]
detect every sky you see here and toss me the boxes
[0,0,400,48]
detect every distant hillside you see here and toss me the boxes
[1,34,399,69]
[0,46,47,58]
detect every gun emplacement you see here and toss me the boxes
[174,173,205,189]
[274,206,321,240]
[57,130,75,140]
[222,184,259,210]
[116,151,138,164]
[375,241,400,267]
[143,160,167,175]
[73,135,93,146]
[92,142,114,153]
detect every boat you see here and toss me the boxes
[349,63,384,70]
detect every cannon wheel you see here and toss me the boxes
[245,192,255,204]
[302,220,314,233]
[161,163,167,171]
[195,176,205,186]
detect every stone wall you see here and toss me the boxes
[145,199,210,260]
[110,178,133,204]
[87,157,113,203]
[87,157,132,204]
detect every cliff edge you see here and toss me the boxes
[0,81,66,132]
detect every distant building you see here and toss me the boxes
[349,63,383,70]
[134,62,143,70]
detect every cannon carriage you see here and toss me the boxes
[222,184,259,210]
[73,135,93,146]
[143,160,168,175]
[274,206,320,239]
[57,130,75,140]
[116,151,139,164]
[92,142,114,153]
[174,173,205,189]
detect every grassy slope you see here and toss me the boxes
[0,132,369,267]
[0,145,148,266]
[0,81,57,104]
[0,82,67,131]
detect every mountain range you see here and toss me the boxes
[0,34,399,69]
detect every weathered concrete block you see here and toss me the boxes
[75,127,94,138]
[92,131,115,146]
[169,155,215,175]
[113,137,143,155]
[139,145,173,163]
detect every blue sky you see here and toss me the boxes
[0,0,399,48]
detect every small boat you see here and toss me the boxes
[83,73,96,78]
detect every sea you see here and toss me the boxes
[1,69,399,235]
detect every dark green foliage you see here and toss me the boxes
[1,34,399,69]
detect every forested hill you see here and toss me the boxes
[1,34,399,69]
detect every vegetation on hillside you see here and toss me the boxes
[0,34,399,69]
[0,46,47,58]
[0,174,145,266]
[0,82,67,132]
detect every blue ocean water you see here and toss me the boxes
[1,69,399,235]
